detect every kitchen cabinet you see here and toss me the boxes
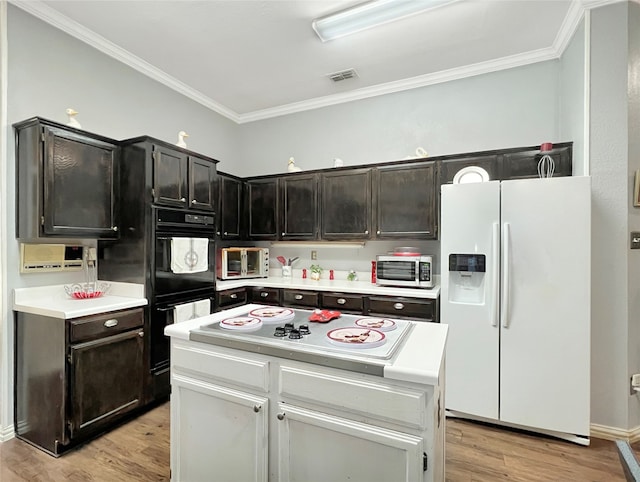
[279,173,319,240]
[320,292,365,314]
[218,172,243,239]
[216,287,248,311]
[249,286,281,306]
[281,289,319,309]
[14,117,120,239]
[247,178,279,239]
[439,154,499,185]
[501,144,572,180]
[368,296,437,322]
[373,163,437,239]
[321,168,372,240]
[152,144,217,211]
[14,307,145,456]
[169,330,444,482]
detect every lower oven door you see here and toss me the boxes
[150,295,213,397]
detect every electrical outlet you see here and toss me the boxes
[311,250,317,260]
[631,374,640,395]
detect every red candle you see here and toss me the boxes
[329,270,334,280]
[371,261,377,283]
[302,268,307,279]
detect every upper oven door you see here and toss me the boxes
[153,207,216,299]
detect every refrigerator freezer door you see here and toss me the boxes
[499,176,590,436]
[441,181,500,419]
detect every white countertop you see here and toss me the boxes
[166,304,448,386]
[13,282,148,319]
[216,275,440,299]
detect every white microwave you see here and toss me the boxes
[376,255,433,288]
[216,247,269,280]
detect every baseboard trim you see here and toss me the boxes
[590,423,640,442]
[0,424,15,442]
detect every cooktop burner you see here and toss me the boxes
[194,307,413,361]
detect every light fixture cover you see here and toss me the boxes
[312,0,455,42]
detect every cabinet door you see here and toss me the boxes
[43,126,119,238]
[276,404,424,482]
[502,145,572,179]
[321,169,371,240]
[68,328,144,440]
[368,296,437,322]
[440,154,499,184]
[374,163,436,239]
[219,175,242,239]
[189,156,216,211]
[153,145,188,208]
[280,173,318,240]
[248,178,278,239]
[171,375,268,482]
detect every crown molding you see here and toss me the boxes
[11,0,600,125]
[9,0,241,123]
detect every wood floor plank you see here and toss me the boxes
[0,402,633,481]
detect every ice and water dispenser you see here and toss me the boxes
[448,254,486,304]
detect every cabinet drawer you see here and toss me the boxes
[217,288,247,309]
[368,296,435,322]
[282,289,319,308]
[321,293,364,313]
[279,364,428,429]
[249,287,281,305]
[69,308,144,343]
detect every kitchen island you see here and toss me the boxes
[165,304,448,482]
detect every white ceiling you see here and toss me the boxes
[13,0,607,123]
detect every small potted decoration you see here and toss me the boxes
[310,264,323,281]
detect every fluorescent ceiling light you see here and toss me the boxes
[312,0,455,42]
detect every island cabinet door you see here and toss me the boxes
[275,404,424,482]
[171,374,268,482]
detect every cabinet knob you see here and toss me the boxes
[364,230,369,235]
[138,331,144,337]
[277,412,286,421]
[337,298,346,305]
[180,197,186,202]
[253,405,261,413]
[216,231,221,235]
[294,294,303,300]
[192,199,197,203]
[261,292,269,298]
[394,303,405,310]
[104,319,118,328]
[282,232,285,236]
[224,232,228,236]
[112,226,119,232]
[377,230,380,235]
[230,293,238,299]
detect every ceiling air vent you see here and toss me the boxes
[327,68,358,82]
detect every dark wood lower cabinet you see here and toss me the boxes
[14,307,145,456]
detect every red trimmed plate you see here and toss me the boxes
[326,327,386,348]
[220,316,262,331]
[354,317,396,332]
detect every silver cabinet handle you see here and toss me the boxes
[230,293,238,299]
[112,226,119,231]
[192,199,197,203]
[138,331,144,337]
[365,230,369,234]
[253,405,261,413]
[216,231,221,235]
[180,197,186,202]
[277,412,285,420]
[377,230,380,234]
[104,319,118,328]
[282,232,285,236]
[261,292,269,298]
[224,232,228,235]
[337,298,346,305]
[394,303,405,310]
[295,294,303,300]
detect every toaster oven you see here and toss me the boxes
[375,255,433,288]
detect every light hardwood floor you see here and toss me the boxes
[0,402,631,481]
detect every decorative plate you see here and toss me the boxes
[326,327,386,349]
[354,318,397,332]
[452,166,490,184]
[219,316,262,331]
[248,307,295,323]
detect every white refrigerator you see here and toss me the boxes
[440,176,590,443]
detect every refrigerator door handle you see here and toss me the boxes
[501,222,511,328]
[492,222,500,327]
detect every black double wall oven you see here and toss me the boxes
[150,206,216,398]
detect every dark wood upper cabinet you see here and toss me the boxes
[14,117,120,239]
[152,145,188,208]
[218,173,243,239]
[321,169,372,240]
[374,163,437,239]
[440,155,499,185]
[280,173,319,240]
[247,178,279,239]
[501,145,572,180]
[188,156,216,211]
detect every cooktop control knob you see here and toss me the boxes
[284,322,295,333]
[274,326,287,337]
[298,324,310,335]
[288,328,302,340]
